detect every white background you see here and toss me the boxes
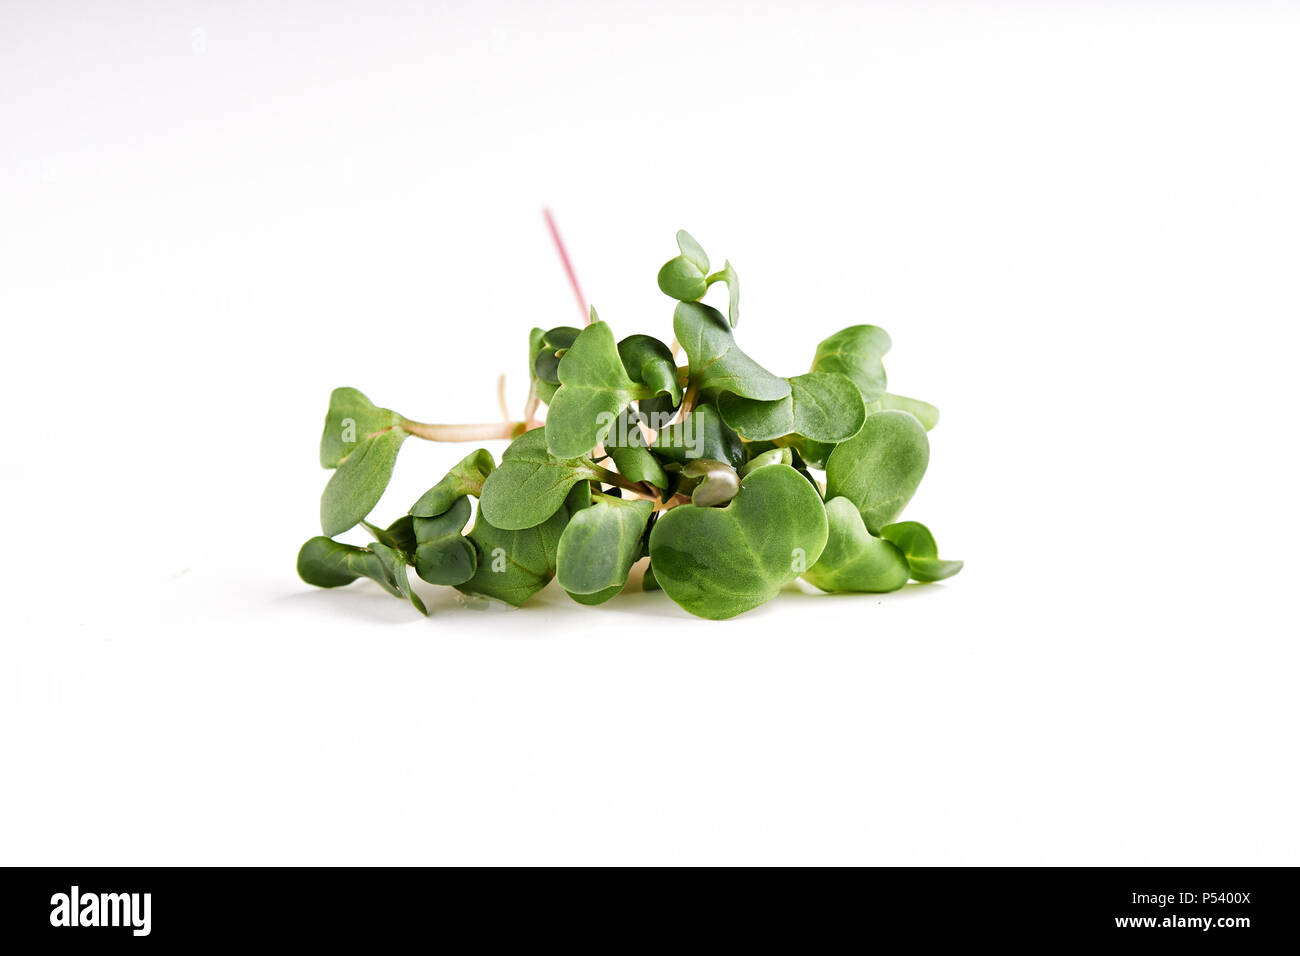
[3,1,1297,865]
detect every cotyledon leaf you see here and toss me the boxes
[825,409,929,534]
[718,371,865,443]
[656,230,711,300]
[810,325,892,403]
[362,515,416,554]
[867,393,940,431]
[319,386,404,468]
[529,327,559,404]
[320,426,408,536]
[479,427,602,530]
[410,448,495,518]
[652,403,745,470]
[545,320,653,459]
[675,229,710,273]
[672,302,789,401]
[618,333,683,407]
[532,325,582,385]
[455,504,571,607]
[413,495,477,586]
[880,521,963,582]
[605,406,669,490]
[648,464,828,620]
[296,537,427,615]
[738,447,792,477]
[802,497,910,594]
[556,493,654,597]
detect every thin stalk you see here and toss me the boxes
[543,207,588,325]
[589,465,651,496]
[401,420,526,442]
[496,374,510,422]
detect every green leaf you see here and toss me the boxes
[297,537,427,615]
[657,256,708,301]
[529,327,559,404]
[479,428,601,530]
[738,447,792,477]
[787,436,835,470]
[642,562,662,591]
[320,426,408,536]
[413,495,478,586]
[810,326,891,403]
[868,393,940,431]
[802,497,910,593]
[825,410,929,534]
[362,515,416,554]
[648,464,828,619]
[556,493,654,596]
[545,320,650,459]
[605,407,669,489]
[705,259,740,327]
[319,387,404,469]
[531,325,582,385]
[566,584,625,605]
[618,334,683,407]
[652,403,745,470]
[675,229,710,273]
[410,448,496,517]
[880,521,964,582]
[673,302,789,401]
[718,371,865,443]
[456,506,570,607]
[655,230,711,300]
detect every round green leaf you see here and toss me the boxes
[802,497,910,593]
[546,321,650,459]
[297,536,426,615]
[532,326,582,385]
[675,229,710,273]
[618,334,683,406]
[718,371,865,443]
[867,392,940,431]
[410,448,495,517]
[652,404,745,470]
[825,409,929,534]
[880,520,963,582]
[456,506,570,607]
[320,426,408,536]
[810,326,891,403]
[556,494,654,595]
[648,465,828,619]
[413,495,477,586]
[672,302,790,401]
[738,447,792,477]
[658,256,708,300]
[479,428,601,531]
[319,387,403,469]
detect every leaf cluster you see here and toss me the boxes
[299,229,961,619]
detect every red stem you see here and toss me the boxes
[543,207,589,324]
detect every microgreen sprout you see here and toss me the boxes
[297,224,961,619]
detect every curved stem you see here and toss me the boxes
[496,374,510,422]
[401,420,526,442]
[589,465,650,496]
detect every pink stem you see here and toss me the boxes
[543,207,589,324]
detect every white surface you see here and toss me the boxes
[2,1,1298,865]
